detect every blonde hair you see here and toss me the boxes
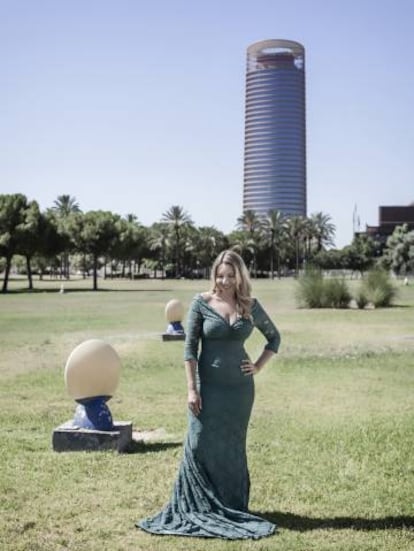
[210,250,252,318]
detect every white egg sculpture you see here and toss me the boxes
[165,299,184,323]
[64,339,121,401]
[163,299,185,337]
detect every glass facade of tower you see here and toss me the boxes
[243,40,307,217]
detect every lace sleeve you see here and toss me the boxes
[251,299,281,353]
[184,296,203,361]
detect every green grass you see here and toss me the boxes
[1,277,414,550]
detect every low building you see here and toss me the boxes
[365,205,414,243]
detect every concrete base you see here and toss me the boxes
[52,420,132,452]
[161,333,185,341]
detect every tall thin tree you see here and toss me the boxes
[51,195,81,278]
[262,209,286,278]
[237,210,262,276]
[161,205,193,277]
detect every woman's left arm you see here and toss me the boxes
[241,299,281,376]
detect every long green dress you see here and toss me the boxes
[137,294,281,539]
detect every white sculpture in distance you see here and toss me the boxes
[163,299,185,340]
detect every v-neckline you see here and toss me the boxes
[199,294,240,327]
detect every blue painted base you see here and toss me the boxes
[73,396,114,431]
[166,321,185,335]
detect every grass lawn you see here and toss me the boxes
[1,276,414,550]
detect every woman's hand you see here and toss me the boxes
[240,359,260,376]
[188,389,202,416]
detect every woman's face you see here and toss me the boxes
[215,263,236,293]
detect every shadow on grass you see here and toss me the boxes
[126,440,182,454]
[3,288,174,294]
[259,511,414,532]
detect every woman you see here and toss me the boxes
[137,250,281,539]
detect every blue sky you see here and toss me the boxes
[1,0,413,247]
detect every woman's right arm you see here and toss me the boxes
[184,297,203,415]
[185,360,202,415]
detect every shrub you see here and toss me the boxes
[323,278,352,308]
[296,270,351,309]
[362,269,397,308]
[296,270,325,308]
[355,288,369,309]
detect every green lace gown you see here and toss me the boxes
[138,294,281,539]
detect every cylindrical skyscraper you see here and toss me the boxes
[243,39,307,217]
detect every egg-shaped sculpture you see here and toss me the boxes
[165,299,184,323]
[64,339,121,402]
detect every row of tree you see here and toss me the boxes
[1,193,413,292]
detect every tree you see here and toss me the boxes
[228,230,255,268]
[262,210,286,278]
[0,194,30,292]
[309,212,336,253]
[311,248,344,271]
[192,226,228,277]
[180,225,201,277]
[111,215,144,278]
[161,205,193,277]
[28,210,64,282]
[16,200,42,290]
[342,234,376,275]
[285,215,307,276]
[51,194,82,278]
[52,194,81,216]
[148,223,170,278]
[237,210,262,276]
[70,211,119,290]
[382,224,414,275]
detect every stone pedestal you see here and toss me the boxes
[52,420,132,452]
[161,333,185,342]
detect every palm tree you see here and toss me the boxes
[190,226,227,278]
[51,195,81,278]
[310,212,336,252]
[52,195,81,216]
[125,213,138,224]
[112,215,143,278]
[237,209,262,235]
[148,223,170,278]
[161,205,193,277]
[228,230,256,268]
[301,217,317,262]
[262,209,286,278]
[285,215,306,276]
[237,210,262,276]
